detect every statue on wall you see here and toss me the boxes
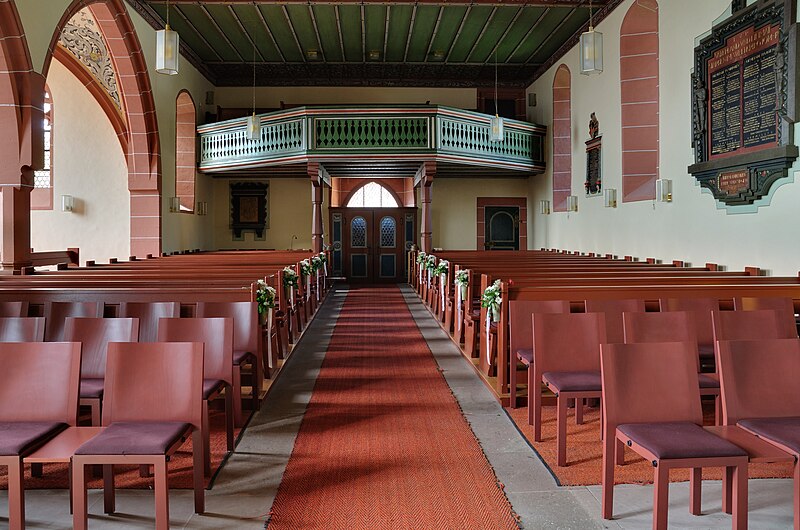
[588,112,599,139]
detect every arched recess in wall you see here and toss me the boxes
[552,64,572,212]
[42,0,161,258]
[175,91,196,213]
[344,181,402,208]
[620,0,659,202]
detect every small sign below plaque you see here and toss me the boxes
[718,170,750,195]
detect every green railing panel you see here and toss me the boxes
[313,117,430,150]
[199,118,305,167]
[436,117,535,162]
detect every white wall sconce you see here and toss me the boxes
[169,196,181,212]
[604,188,617,208]
[567,195,578,212]
[656,178,673,202]
[196,201,208,216]
[539,199,551,215]
[61,195,74,213]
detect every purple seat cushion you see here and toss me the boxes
[516,348,533,366]
[80,378,105,399]
[0,422,67,456]
[233,349,254,365]
[737,417,800,455]
[698,374,720,389]
[75,422,191,455]
[698,344,715,359]
[542,371,601,393]
[618,422,747,460]
[203,379,225,399]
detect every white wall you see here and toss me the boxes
[527,0,800,275]
[31,58,130,264]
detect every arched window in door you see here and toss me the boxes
[346,182,399,208]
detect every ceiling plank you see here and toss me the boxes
[257,5,304,62]
[530,7,588,63]
[281,4,307,62]
[423,7,444,63]
[506,7,568,63]
[306,4,327,62]
[253,4,286,62]
[427,6,467,62]
[337,5,362,62]
[461,6,497,64]
[385,4,413,62]
[200,5,245,61]
[161,0,606,6]
[497,7,547,63]
[230,4,282,61]
[443,5,471,63]
[447,6,493,62]
[310,5,341,61]
[226,5,265,62]
[469,6,520,63]
[521,7,579,64]
[334,5,347,61]
[406,5,440,62]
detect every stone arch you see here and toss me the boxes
[552,64,572,212]
[43,0,161,257]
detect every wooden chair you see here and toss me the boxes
[0,342,81,530]
[72,342,205,530]
[197,301,261,427]
[44,301,104,342]
[0,301,28,317]
[659,297,720,371]
[713,309,796,343]
[717,338,800,529]
[600,341,748,529]
[733,296,798,338]
[118,302,180,342]
[157,317,234,476]
[0,317,45,342]
[508,300,570,409]
[530,312,606,467]
[585,298,646,345]
[63,317,139,425]
[623,311,721,425]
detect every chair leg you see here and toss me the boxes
[723,466,733,515]
[601,433,615,520]
[689,467,702,516]
[532,372,542,442]
[154,458,170,530]
[615,439,625,466]
[91,401,101,426]
[103,464,115,514]
[575,398,584,425]
[715,396,722,426]
[8,458,25,530]
[225,387,235,452]
[72,459,88,530]
[30,462,43,478]
[232,364,244,428]
[653,464,670,530]
[793,461,799,530]
[732,463,748,530]
[557,395,568,467]
[192,430,205,514]
[509,360,517,409]
[202,400,211,476]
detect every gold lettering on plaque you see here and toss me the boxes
[718,170,750,195]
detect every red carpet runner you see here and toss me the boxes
[268,286,517,529]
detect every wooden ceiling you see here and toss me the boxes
[126,1,621,87]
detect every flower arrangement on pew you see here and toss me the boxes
[255,279,276,325]
[317,252,328,276]
[425,254,437,286]
[299,259,312,277]
[432,259,449,277]
[455,269,469,300]
[311,255,322,273]
[416,251,427,264]
[282,266,299,289]
[481,279,503,322]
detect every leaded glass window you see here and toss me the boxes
[380,216,396,248]
[346,182,399,207]
[34,90,52,189]
[351,216,367,247]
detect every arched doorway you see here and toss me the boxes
[329,181,417,283]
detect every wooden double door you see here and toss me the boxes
[330,207,416,283]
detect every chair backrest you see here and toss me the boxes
[601,341,703,429]
[659,298,719,347]
[717,338,800,425]
[585,299,646,344]
[0,301,29,317]
[196,301,258,354]
[712,309,795,343]
[102,342,203,429]
[118,302,180,342]
[64,318,139,379]
[157,317,233,384]
[532,312,606,373]
[0,317,45,342]
[623,311,700,370]
[0,342,81,424]
[44,301,103,342]
[509,300,570,354]
[732,297,797,338]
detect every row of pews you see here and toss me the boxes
[410,249,800,529]
[0,249,332,529]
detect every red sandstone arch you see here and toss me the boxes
[43,0,162,258]
[552,64,572,212]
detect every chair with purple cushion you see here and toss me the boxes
[531,312,606,467]
[63,317,139,425]
[623,311,721,426]
[157,317,234,476]
[733,296,798,338]
[509,300,570,409]
[585,298,646,345]
[713,309,796,344]
[601,341,748,529]
[0,342,81,530]
[717,338,800,529]
[0,301,29,317]
[659,297,720,371]
[71,341,205,530]
[118,302,179,342]
[196,301,262,427]
[0,317,45,342]
[44,301,104,342]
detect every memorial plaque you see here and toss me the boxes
[718,170,750,195]
[585,113,601,196]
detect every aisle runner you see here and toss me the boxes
[268,286,517,529]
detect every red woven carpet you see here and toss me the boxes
[268,286,517,529]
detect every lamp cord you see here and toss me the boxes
[166,0,170,29]
[589,0,594,30]
[494,51,498,117]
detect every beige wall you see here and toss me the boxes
[526,0,800,275]
[31,58,130,264]
[431,178,531,250]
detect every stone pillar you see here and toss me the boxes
[418,162,435,253]
[0,181,32,271]
[309,163,324,253]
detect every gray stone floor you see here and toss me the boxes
[1,284,795,529]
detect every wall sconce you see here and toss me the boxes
[656,178,672,202]
[604,188,617,208]
[539,199,551,215]
[567,195,578,212]
[169,196,181,212]
[196,201,208,216]
[61,195,74,213]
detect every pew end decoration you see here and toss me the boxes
[299,259,312,277]
[282,267,299,289]
[455,269,470,299]
[255,280,276,314]
[481,280,503,323]
[432,260,449,277]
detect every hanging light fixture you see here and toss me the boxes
[156,0,179,75]
[246,34,261,141]
[580,0,603,75]
[490,51,504,142]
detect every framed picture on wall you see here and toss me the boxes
[230,182,269,238]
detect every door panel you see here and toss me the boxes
[485,206,520,251]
